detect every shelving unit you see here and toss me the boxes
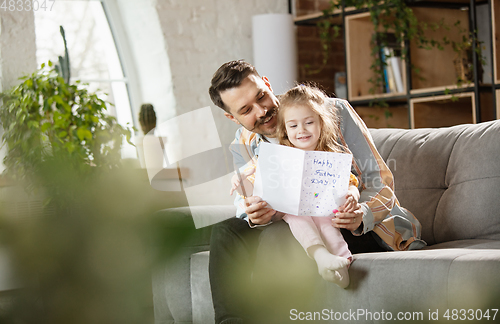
[345,12,408,100]
[494,0,500,122]
[410,92,476,128]
[294,0,500,128]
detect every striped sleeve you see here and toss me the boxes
[335,99,396,234]
[229,127,260,221]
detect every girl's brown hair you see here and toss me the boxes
[276,84,350,154]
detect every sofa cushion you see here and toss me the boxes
[190,245,500,323]
[424,238,500,250]
[190,251,214,324]
[437,121,500,243]
[370,120,500,245]
[338,247,500,315]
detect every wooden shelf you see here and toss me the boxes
[409,7,470,91]
[410,93,476,128]
[477,90,495,121]
[409,84,474,96]
[295,0,499,128]
[349,92,407,103]
[294,6,358,25]
[497,89,500,118]
[355,104,410,129]
[493,0,500,83]
[345,12,407,100]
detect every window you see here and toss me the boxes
[34,0,136,158]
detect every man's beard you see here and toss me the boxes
[250,108,277,134]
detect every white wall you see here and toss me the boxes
[0,10,37,91]
[155,0,288,144]
[151,0,289,204]
[0,0,290,204]
[0,10,37,174]
[110,0,288,204]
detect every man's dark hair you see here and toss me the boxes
[209,60,260,112]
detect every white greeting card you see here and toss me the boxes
[253,143,353,217]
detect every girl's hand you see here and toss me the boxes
[341,193,358,213]
[229,168,256,196]
[229,173,241,195]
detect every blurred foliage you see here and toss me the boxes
[0,59,195,323]
[0,157,196,324]
[0,61,132,193]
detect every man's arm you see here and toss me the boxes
[229,128,277,226]
[334,99,396,234]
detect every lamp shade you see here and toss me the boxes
[252,13,297,95]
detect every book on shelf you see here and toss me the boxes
[383,47,404,93]
[377,32,404,94]
[380,47,391,93]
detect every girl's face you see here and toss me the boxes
[283,104,321,151]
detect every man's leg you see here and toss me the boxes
[252,220,321,323]
[209,217,260,324]
[340,229,387,253]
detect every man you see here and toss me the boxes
[208,60,424,324]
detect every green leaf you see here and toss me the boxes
[65,141,75,153]
[84,129,92,140]
[77,127,86,141]
[27,121,39,129]
[58,131,68,138]
[41,122,51,132]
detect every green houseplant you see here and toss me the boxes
[0,60,132,192]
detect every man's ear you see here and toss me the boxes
[224,112,240,125]
[262,76,273,92]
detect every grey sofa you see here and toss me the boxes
[153,120,500,324]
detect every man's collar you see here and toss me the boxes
[262,135,279,144]
[255,133,278,145]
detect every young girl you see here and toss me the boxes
[231,84,361,288]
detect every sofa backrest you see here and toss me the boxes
[369,120,500,246]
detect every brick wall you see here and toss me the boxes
[296,0,335,16]
[295,0,345,97]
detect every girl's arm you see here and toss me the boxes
[229,168,255,197]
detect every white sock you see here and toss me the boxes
[323,266,350,289]
[308,245,350,287]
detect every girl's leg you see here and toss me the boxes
[312,217,352,288]
[312,217,352,260]
[283,215,350,287]
[282,214,324,252]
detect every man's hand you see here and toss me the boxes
[244,196,275,225]
[332,201,363,231]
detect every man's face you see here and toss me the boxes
[221,74,280,137]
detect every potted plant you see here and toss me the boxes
[443,21,485,87]
[0,60,132,193]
